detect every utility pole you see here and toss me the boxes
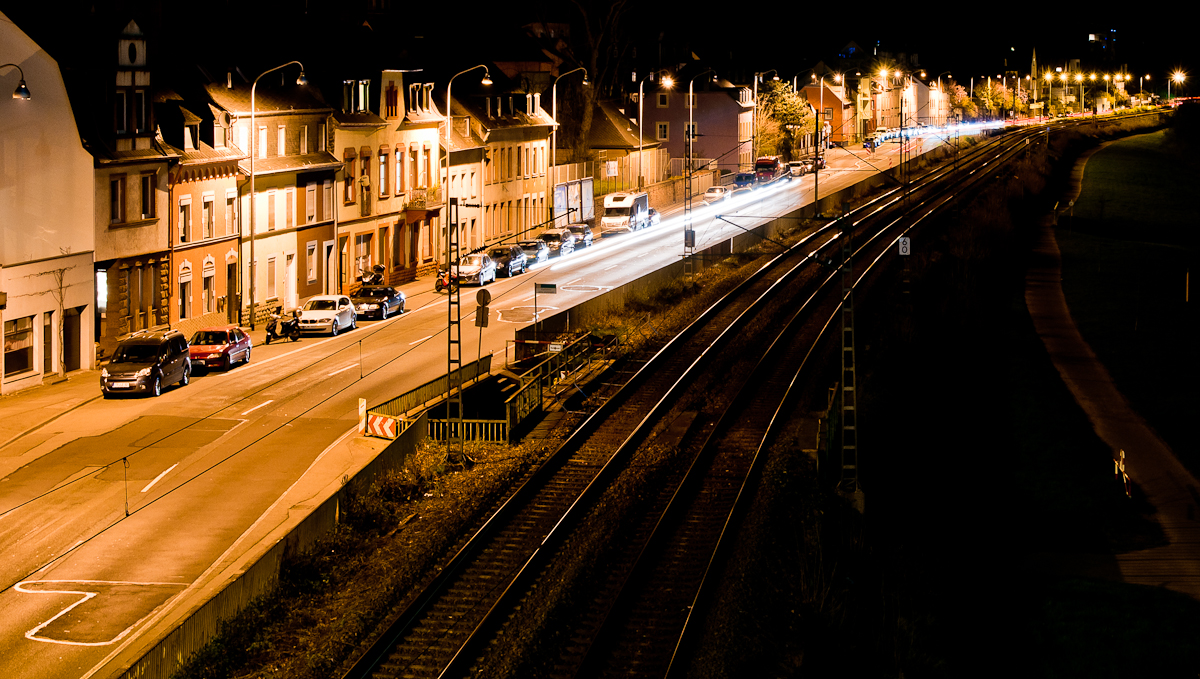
[839,228,863,513]
[447,198,463,464]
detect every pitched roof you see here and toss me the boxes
[588,100,658,150]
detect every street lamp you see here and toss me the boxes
[636,70,673,189]
[1,63,31,99]
[1169,70,1186,103]
[442,63,490,245]
[550,67,587,174]
[248,60,306,329]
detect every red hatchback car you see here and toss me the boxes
[188,325,252,371]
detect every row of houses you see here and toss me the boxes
[1,14,571,393]
[1,11,952,395]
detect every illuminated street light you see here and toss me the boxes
[636,69,673,188]
[2,63,31,99]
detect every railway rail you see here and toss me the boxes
[341,121,1062,679]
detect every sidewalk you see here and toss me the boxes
[1025,152,1200,599]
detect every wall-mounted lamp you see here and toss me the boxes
[2,63,31,100]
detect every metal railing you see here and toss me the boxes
[368,354,492,420]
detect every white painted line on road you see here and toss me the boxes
[521,294,536,302]
[563,277,582,287]
[240,400,274,416]
[604,265,618,271]
[637,250,650,258]
[327,364,357,377]
[140,463,178,493]
[409,334,433,345]
[18,580,186,647]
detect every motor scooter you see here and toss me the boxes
[358,264,385,286]
[435,268,457,293]
[264,307,301,344]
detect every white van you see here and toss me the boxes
[600,191,650,234]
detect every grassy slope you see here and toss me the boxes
[1057,129,1198,478]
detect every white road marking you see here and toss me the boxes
[409,335,433,345]
[327,364,357,377]
[604,265,618,271]
[521,294,536,302]
[240,400,274,416]
[16,580,186,647]
[140,464,178,493]
[563,277,582,286]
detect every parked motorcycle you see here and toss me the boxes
[435,268,457,293]
[264,306,301,344]
[358,264,385,286]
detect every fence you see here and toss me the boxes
[368,355,492,419]
[668,156,718,177]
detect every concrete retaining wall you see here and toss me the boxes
[113,412,427,679]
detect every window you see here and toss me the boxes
[134,90,147,132]
[203,272,215,313]
[110,176,126,224]
[226,190,238,235]
[517,146,522,178]
[469,170,476,198]
[355,233,373,274]
[323,180,333,220]
[202,194,214,239]
[285,188,294,228]
[391,226,401,268]
[344,151,357,203]
[140,174,155,219]
[394,149,403,195]
[115,91,128,133]
[657,92,668,108]
[266,256,276,299]
[3,316,34,376]
[307,241,318,283]
[385,82,399,118]
[301,125,308,155]
[179,263,192,320]
[258,126,267,158]
[277,125,286,157]
[379,151,388,198]
[656,122,669,141]
[178,197,192,242]
[306,183,317,223]
[686,92,696,108]
[686,122,697,141]
[267,190,276,230]
[319,123,326,152]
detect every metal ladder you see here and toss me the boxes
[447,198,463,463]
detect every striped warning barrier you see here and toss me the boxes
[366,413,399,439]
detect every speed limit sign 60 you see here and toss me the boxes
[898,237,911,256]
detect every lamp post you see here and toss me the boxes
[1,63,31,99]
[1169,70,1186,104]
[442,64,490,255]
[248,61,305,330]
[636,70,674,189]
[550,67,587,226]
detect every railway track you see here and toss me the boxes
[339,120,1107,679]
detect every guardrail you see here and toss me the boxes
[368,355,492,420]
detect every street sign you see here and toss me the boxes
[476,289,492,306]
[535,283,557,294]
[684,229,695,248]
[475,305,490,327]
[548,343,563,353]
[898,237,911,256]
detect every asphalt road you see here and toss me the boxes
[0,136,934,679]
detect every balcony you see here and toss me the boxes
[407,186,442,210]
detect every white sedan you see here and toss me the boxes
[298,295,357,336]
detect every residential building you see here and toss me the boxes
[637,74,753,174]
[85,21,177,360]
[448,85,555,250]
[157,93,247,335]
[1,10,96,392]
[206,72,340,325]
[333,71,444,290]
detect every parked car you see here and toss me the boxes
[351,286,406,320]
[565,223,594,247]
[299,295,357,336]
[489,245,528,276]
[733,172,755,188]
[538,228,577,257]
[452,253,497,285]
[101,329,191,398]
[519,239,550,266]
[188,325,252,372]
[648,207,661,226]
[703,185,731,203]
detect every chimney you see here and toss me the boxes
[486,97,491,118]
[227,72,233,89]
[534,93,541,112]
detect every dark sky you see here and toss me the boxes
[2,1,1192,97]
